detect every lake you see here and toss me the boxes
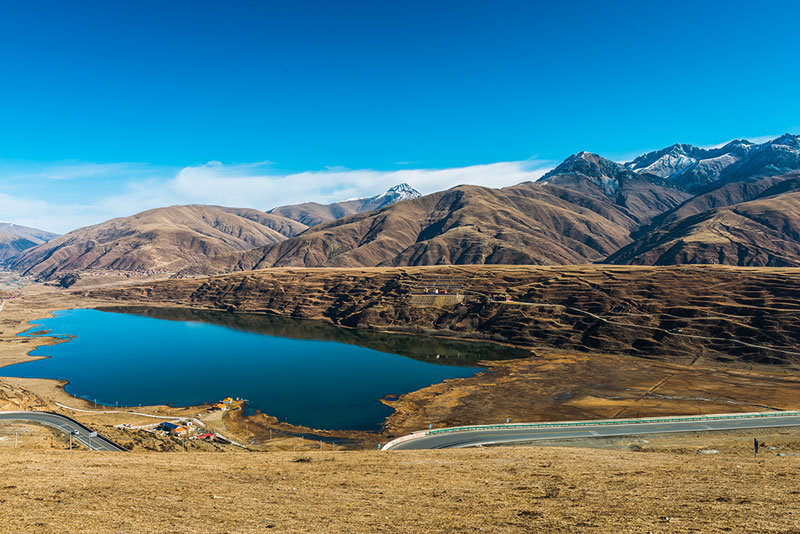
[8,307,529,431]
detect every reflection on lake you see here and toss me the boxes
[9,307,528,431]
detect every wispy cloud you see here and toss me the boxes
[0,158,553,234]
[0,192,95,234]
[0,158,165,183]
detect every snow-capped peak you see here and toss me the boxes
[623,133,800,192]
[371,183,421,201]
[770,133,800,150]
[352,183,422,211]
[541,151,637,195]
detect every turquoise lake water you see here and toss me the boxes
[8,308,528,431]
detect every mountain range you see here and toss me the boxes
[268,183,421,227]
[7,205,306,277]
[4,133,800,278]
[626,134,800,192]
[0,223,59,262]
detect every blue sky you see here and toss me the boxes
[1,0,798,232]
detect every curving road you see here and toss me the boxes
[384,412,800,450]
[0,411,127,451]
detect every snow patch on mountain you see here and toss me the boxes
[625,134,800,191]
[540,151,636,195]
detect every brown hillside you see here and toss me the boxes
[9,205,307,278]
[268,198,367,227]
[0,222,59,262]
[607,191,800,267]
[640,171,800,231]
[269,184,421,226]
[90,265,800,366]
[185,180,689,274]
[0,232,38,262]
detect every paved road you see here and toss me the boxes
[0,411,127,451]
[384,413,800,450]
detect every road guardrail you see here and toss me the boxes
[426,410,800,436]
[382,410,800,450]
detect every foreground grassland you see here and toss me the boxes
[0,445,797,533]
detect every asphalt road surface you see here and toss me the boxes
[385,413,800,450]
[0,411,126,451]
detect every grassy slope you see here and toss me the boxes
[0,446,797,533]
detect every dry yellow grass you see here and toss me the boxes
[384,350,800,437]
[0,423,62,450]
[0,445,797,533]
[0,270,799,532]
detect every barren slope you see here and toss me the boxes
[185,178,689,274]
[608,191,800,266]
[0,223,58,262]
[269,183,421,226]
[267,199,364,227]
[539,151,692,223]
[0,232,38,262]
[10,205,307,278]
[638,171,800,232]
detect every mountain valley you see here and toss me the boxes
[4,134,800,279]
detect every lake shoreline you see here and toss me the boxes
[3,284,800,451]
[8,306,489,432]
[0,293,486,447]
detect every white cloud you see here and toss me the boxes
[0,193,96,234]
[0,158,553,234]
[163,159,553,210]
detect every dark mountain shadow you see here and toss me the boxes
[97,306,530,366]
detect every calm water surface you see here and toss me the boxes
[9,308,528,430]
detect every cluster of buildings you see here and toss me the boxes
[153,420,220,442]
[147,398,237,440]
[409,276,469,296]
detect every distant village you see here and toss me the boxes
[115,397,243,446]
